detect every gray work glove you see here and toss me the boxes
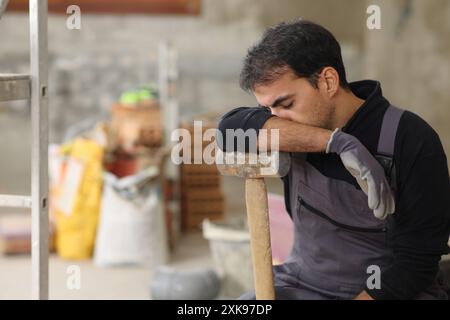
[326,128,395,220]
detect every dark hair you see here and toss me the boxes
[240,19,349,92]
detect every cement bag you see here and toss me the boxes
[94,167,169,267]
[53,138,104,260]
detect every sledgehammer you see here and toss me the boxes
[216,151,291,300]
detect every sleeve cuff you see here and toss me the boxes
[242,108,274,132]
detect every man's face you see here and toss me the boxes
[253,69,336,129]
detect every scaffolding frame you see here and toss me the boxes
[0,0,49,300]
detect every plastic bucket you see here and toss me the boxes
[203,218,253,299]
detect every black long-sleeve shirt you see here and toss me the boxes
[217,80,450,300]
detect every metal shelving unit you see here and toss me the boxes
[0,0,49,300]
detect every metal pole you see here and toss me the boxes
[30,0,49,300]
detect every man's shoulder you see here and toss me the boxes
[396,109,446,157]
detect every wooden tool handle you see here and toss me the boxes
[245,178,275,300]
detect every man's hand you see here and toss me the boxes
[326,128,395,220]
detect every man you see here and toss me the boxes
[217,19,450,300]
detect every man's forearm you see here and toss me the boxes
[259,117,333,153]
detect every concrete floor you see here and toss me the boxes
[0,231,214,300]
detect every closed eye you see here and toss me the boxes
[280,101,294,109]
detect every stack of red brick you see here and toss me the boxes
[180,122,224,231]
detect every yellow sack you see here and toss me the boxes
[53,138,104,260]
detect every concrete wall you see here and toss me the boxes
[363,0,450,163]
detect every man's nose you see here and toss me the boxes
[270,108,280,117]
[270,108,287,119]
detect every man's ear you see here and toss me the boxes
[320,67,340,98]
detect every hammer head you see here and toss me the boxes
[216,150,291,178]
